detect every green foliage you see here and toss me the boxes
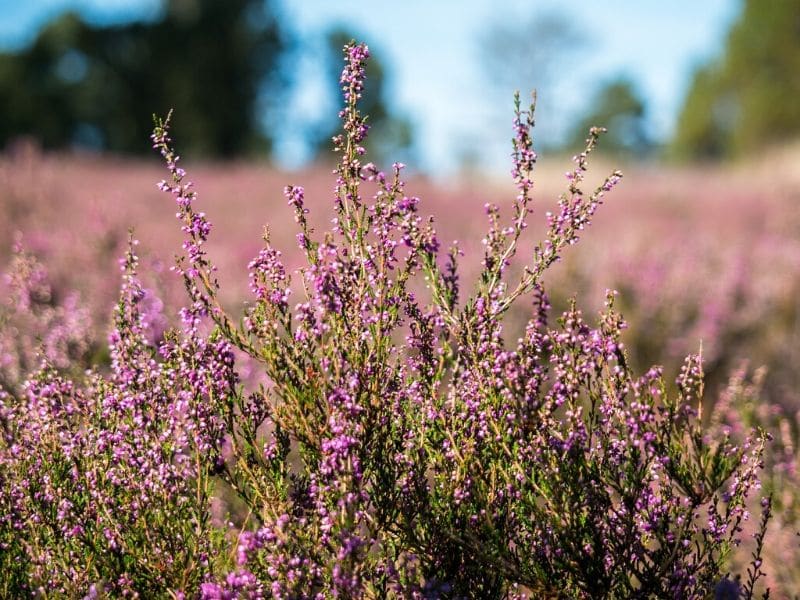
[0,0,289,157]
[672,0,800,160]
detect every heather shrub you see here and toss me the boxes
[0,240,94,393]
[549,211,800,412]
[0,242,234,596]
[0,42,775,598]
[712,364,800,595]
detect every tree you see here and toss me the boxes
[567,76,653,158]
[672,0,800,160]
[0,0,290,157]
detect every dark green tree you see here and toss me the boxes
[568,76,653,158]
[672,0,800,160]
[308,28,414,166]
[0,0,290,157]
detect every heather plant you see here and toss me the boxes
[712,365,800,597]
[551,216,800,411]
[0,239,94,394]
[152,43,769,597]
[0,242,234,596]
[0,42,776,598]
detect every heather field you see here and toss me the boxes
[3,120,800,596]
[3,142,800,407]
[3,24,800,594]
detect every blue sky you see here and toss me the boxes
[0,0,741,172]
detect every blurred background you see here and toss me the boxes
[1,0,800,593]
[2,0,798,171]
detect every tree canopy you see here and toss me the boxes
[0,0,289,157]
[671,0,800,160]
